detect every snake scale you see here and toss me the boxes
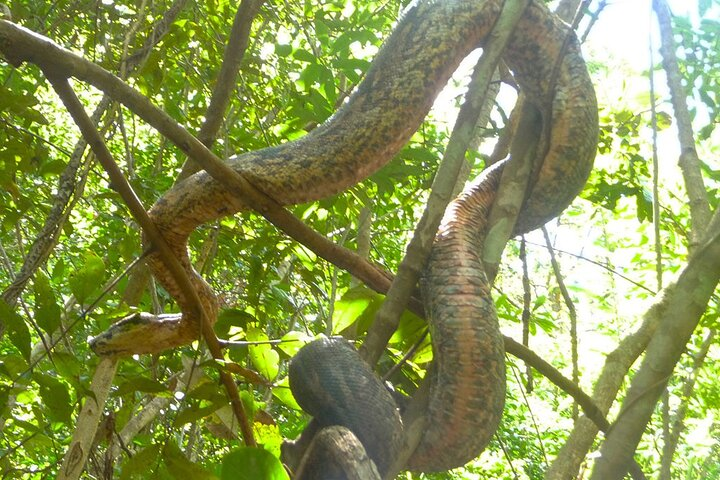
[90,0,597,475]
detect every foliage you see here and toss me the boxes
[0,0,718,479]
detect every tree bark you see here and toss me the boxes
[590,223,720,479]
[653,0,711,248]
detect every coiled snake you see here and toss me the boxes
[90,0,597,476]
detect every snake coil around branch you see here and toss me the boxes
[89,0,597,476]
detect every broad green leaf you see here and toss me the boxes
[120,444,161,480]
[0,386,9,417]
[699,0,711,17]
[0,299,31,363]
[68,252,105,304]
[33,373,72,424]
[655,111,672,130]
[174,403,223,427]
[389,308,426,347]
[39,158,67,177]
[332,286,378,334]
[272,376,300,410]
[187,379,227,402]
[240,390,255,421]
[22,107,49,125]
[292,48,316,63]
[115,377,169,396]
[0,353,29,378]
[275,44,292,56]
[21,431,54,458]
[163,440,217,479]
[220,447,289,480]
[532,311,557,335]
[247,328,280,381]
[277,331,311,358]
[215,308,255,339]
[33,271,62,335]
[53,351,82,381]
[254,423,284,459]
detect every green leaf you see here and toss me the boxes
[532,309,557,335]
[120,444,161,480]
[247,328,280,381]
[274,44,292,57]
[115,377,169,396]
[699,0,711,17]
[272,376,300,410]
[174,403,223,427]
[655,111,672,130]
[22,107,49,125]
[163,440,217,479]
[0,299,31,363]
[332,286,378,334]
[68,252,105,304]
[277,331,311,358]
[220,447,289,480]
[33,271,62,335]
[292,48,316,63]
[389,308,426,348]
[0,353,29,378]
[53,351,83,380]
[34,373,72,424]
[0,386,9,417]
[240,390,255,421]
[187,380,227,402]
[215,308,256,339]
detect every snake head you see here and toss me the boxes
[89,312,195,357]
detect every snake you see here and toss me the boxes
[88,0,598,475]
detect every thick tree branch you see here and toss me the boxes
[361,0,529,367]
[653,0,712,247]
[590,222,720,479]
[57,358,118,480]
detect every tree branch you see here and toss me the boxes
[590,225,720,479]
[653,0,712,248]
[44,76,256,450]
[360,0,527,366]
[178,0,266,180]
[57,358,118,480]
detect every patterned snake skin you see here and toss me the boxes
[90,0,597,474]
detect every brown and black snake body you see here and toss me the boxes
[90,0,597,475]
